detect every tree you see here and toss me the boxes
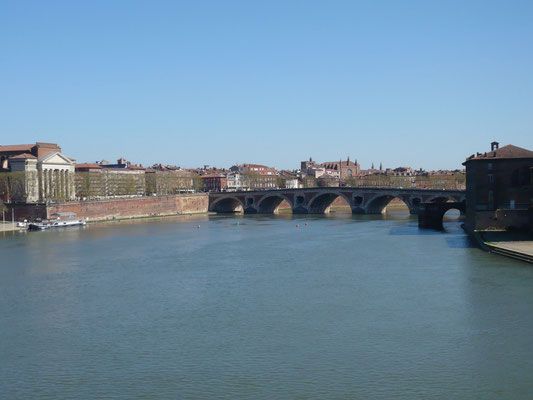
[193,176,204,192]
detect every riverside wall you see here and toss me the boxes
[8,194,209,222]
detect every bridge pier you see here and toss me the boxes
[418,201,466,230]
[291,205,308,214]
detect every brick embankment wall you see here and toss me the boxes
[46,194,209,222]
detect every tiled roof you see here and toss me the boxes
[76,163,102,169]
[0,144,34,153]
[201,174,227,178]
[322,161,358,167]
[9,153,37,160]
[241,163,270,168]
[465,144,533,162]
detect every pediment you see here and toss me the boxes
[38,152,75,165]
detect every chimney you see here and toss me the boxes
[491,141,499,151]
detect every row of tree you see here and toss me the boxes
[0,170,466,204]
[0,172,30,202]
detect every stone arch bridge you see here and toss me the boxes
[209,187,466,215]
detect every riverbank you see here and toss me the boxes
[0,222,19,232]
[476,231,533,264]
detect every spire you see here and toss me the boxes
[379,162,383,171]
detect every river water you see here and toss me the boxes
[1,211,532,399]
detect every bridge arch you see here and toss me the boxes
[443,207,464,220]
[307,191,351,214]
[256,194,293,214]
[365,194,415,214]
[209,196,244,213]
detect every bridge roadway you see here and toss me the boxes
[209,187,466,215]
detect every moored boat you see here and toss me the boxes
[27,212,87,231]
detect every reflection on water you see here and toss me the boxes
[1,211,532,399]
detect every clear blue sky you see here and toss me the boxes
[1,0,532,170]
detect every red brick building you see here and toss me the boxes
[321,158,360,179]
[201,174,228,192]
[463,142,533,233]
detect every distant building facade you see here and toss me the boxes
[226,172,250,191]
[201,174,228,192]
[75,158,146,199]
[321,158,360,180]
[230,164,278,190]
[279,171,301,189]
[300,157,360,184]
[463,142,533,233]
[0,142,76,203]
[145,167,197,195]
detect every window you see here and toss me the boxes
[488,174,494,184]
[487,163,493,171]
[523,166,531,186]
[488,190,494,210]
[511,169,520,187]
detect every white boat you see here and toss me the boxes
[28,212,87,231]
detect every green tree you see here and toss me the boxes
[193,176,204,192]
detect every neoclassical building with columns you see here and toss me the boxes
[0,142,76,203]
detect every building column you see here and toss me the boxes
[58,170,62,199]
[59,170,65,200]
[39,169,44,201]
[48,169,53,199]
[51,170,56,199]
[54,169,59,199]
[62,170,67,199]
[41,169,45,199]
[64,171,70,200]
[43,169,49,199]
[49,170,54,199]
